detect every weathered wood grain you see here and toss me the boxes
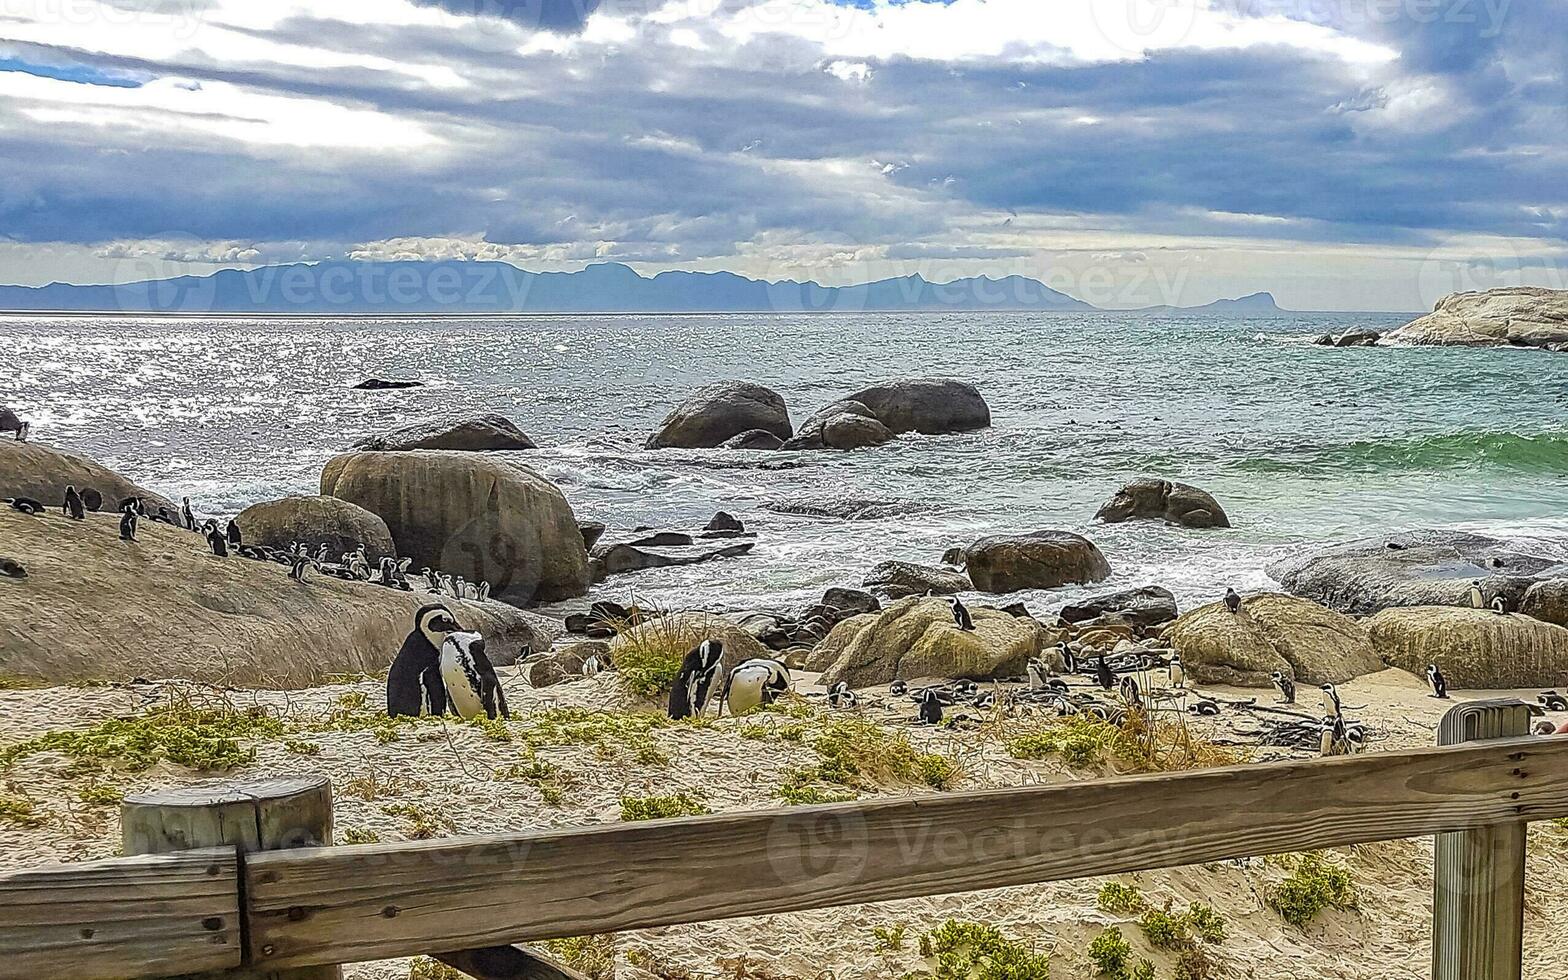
[0,847,241,980]
[433,944,593,980]
[245,735,1568,970]
[1433,700,1531,980]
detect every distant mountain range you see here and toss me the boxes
[0,260,1286,315]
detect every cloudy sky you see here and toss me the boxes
[1,0,1564,310]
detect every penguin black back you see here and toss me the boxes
[668,639,724,720]
[118,501,138,541]
[227,520,242,548]
[1095,654,1114,690]
[918,688,944,725]
[63,485,84,520]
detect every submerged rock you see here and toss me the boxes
[353,378,423,390]
[1164,593,1381,688]
[236,495,396,561]
[645,381,793,449]
[964,531,1112,593]
[783,400,895,451]
[719,429,785,451]
[578,520,607,551]
[862,560,973,599]
[1059,585,1178,630]
[320,451,591,605]
[588,541,754,582]
[706,511,745,534]
[354,413,536,452]
[1388,286,1568,349]
[806,595,1046,689]
[1334,330,1381,348]
[1367,606,1568,688]
[782,378,989,451]
[1266,529,1558,615]
[1095,478,1230,529]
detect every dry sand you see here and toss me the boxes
[3,667,1566,980]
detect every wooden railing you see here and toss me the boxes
[0,699,1560,980]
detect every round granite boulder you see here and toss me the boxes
[236,495,396,561]
[1164,592,1382,688]
[645,382,793,449]
[1367,606,1568,688]
[354,413,536,452]
[805,596,1046,688]
[862,560,973,599]
[1095,478,1230,529]
[964,531,1112,593]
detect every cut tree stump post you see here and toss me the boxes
[122,776,339,980]
[1432,698,1531,980]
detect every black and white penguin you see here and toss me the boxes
[1540,691,1568,712]
[1425,663,1449,699]
[956,679,979,700]
[1467,581,1486,609]
[118,501,138,541]
[1119,674,1141,705]
[1320,682,1342,718]
[422,567,439,592]
[1026,657,1051,690]
[62,485,84,520]
[180,496,196,530]
[0,557,26,579]
[668,639,724,720]
[1318,716,1340,757]
[1057,641,1078,675]
[288,551,312,582]
[1341,721,1367,754]
[1270,670,1296,705]
[1167,653,1186,691]
[477,581,491,601]
[917,688,944,725]
[118,496,147,516]
[889,679,908,697]
[5,497,44,515]
[973,691,996,711]
[1492,595,1509,615]
[1094,654,1115,691]
[827,681,858,709]
[226,520,242,549]
[949,596,975,632]
[204,522,228,557]
[440,631,509,720]
[387,604,461,717]
[723,658,791,715]
[581,655,602,678]
[316,543,330,565]
[1188,699,1220,716]
[1224,587,1242,614]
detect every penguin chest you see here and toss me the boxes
[727,674,766,716]
[441,651,487,719]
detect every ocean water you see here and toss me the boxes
[4,311,1567,616]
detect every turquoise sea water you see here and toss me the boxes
[4,311,1567,614]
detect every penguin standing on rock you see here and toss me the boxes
[226,520,242,550]
[288,551,312,582]
[1270,670,1296,705]
[62,486,84,520]
[1224,588,1242,614]
[1491,595,1509,615]
[118,500,138,541]
[204,521,228,557]
[1467,581,1487,610]
[949,596,975,632]
[668,639,724,720]
[387,604,460,717]
[440,631,509,720]
[1056,641,1077,675]
[180,497,196,531]
[1425,664,1449,699]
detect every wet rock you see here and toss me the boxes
[1164,593,1381,688]
[862,560,973,599]
[1521,580,1568,628]
[1059,585,1178,630]
[578,520,606,551]
[720,429,785,450]
[1334,329,1381,348]
[353,413,536,452]
[1368,606,1568,688]
[706,511,745,533]
[588,541,754,583]
[783,400,895,451]
[964,531,1112,593]
[766,497,921,521]
[805,596,1046,688]
[1095,478,1230,529]
[353,378,423,390]
[941,546,967,566]
[847,378,991,435]
[645,381,793,449]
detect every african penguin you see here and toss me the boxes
[917,688,944,725]
[1341,721,1367,754]
[1026,657,1051,690]
[316,543,330,565]
[204,522,228,557]
[1492,595,1508,615]
[226,520,242,549]
[0,557,26,579]
[1270,670,1295,704]
[1119,674,1141,705]
[422,567,439,591]
[1425,663,1449,699]
[1094,654,1114,691]
[889,679,908,697]
[288,552,312,582]
[118,501,138,541]
[827,681,858,709]
[1167,654,1185,690]
[477,581,491,601]
[581,655,602,679]
[440,630,509,720]
[180,496,196,530]
[949,596,975,631]
[973,691,996,711]
[1318,716,1340,757]
[387,604,461,718]
[1540,691,1568,712]
[1320,682,1342,718]
[1224,587,1242,614]
[1188,699,1220,716]
[62,485,84,520]
[668,639,724,720]
[5,497,44,515]
[724,658,791,715]
[1467,581,1486,609]
[1057,641,1078,675]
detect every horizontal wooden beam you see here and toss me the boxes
[0,846,241,980]
[245,735,1568,971]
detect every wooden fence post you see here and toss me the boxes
[1432,698,1531,980]
[122,776,339,980]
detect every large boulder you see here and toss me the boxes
[782,401,895,451]
[0,508,559,687]
[236,495,396,561]
[320,451,590,604]
[1164,593,1382,688]
[1059,585,1178,630]
[353,413,536,452]
[862,560,972,599]
[964,531,1112,593]
[1387,286,1568,349]
[1266,530,1559,615]
[845,379,991,435]
[645,382,792,449]
[1521,580,1568,628]
[805,596,1045,689]
[0,440,174,516]
[1367,606,1568,688]
[1095,478,1230,529]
